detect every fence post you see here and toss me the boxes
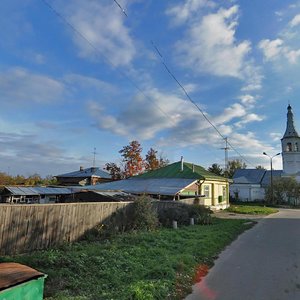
[172,220,178,229]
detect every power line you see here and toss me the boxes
[41,0,177,129]
[151,41,255,167]
[113,0,255,167]
[42,0,255,167]
[113,0,128,17]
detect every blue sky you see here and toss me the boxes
[1,0,300,176]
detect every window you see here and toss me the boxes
[295,143,299,151]
[203,185,210,198]
[287,143,292,152]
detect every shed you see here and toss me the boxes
[0,186,72,204]
[55,166,112,186]
[0,263,47,300]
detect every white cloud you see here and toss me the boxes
[175,5,251,78]
[259,38,300,64]
[213,103,246,125]
[289,14,300,27]
[258,39,284,61]
[270,132,282,141]
[166,0,215,26]
[235,113,264,128]
[64,73,115,93]
[241,64,263,91]
[0,67,65,104]
[88,89,193,140]
[58,0,136,67]
[239,94,256,106]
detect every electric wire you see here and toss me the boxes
[151,41,256,168]
[43,0,254,167]
[113,0,128,17]
[41,0,177,129]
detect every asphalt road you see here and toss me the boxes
[185,209,300,300]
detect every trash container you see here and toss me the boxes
[0,262,47,300]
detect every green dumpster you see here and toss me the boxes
[0,263,47,300]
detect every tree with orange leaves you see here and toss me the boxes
[119,140,144,178]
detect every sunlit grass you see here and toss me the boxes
[1,219,253,300]
[226,204,278,215]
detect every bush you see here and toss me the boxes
[158,203,213,227]
[158,204,190,227]
[131,196,159,231]
[82,196,159,241]
[188,205,213,225]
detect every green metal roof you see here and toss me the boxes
[135,161,228,182]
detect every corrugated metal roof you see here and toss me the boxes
[34,187,72,195]
[4,186,72,196]
[56,167,111,179]
[92,191,129,197]
[233,169,266,184]
[135,161,227,181]
[5,186,39,196]
[82,178,197,196]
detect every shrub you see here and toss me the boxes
[158,204,190,227]
[188,205,213,225]
[158,203,213,227]
[131,196,159,231]
[83,196,159,240]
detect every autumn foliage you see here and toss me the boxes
[104,140,169,179]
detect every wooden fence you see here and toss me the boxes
[0,202,131,255]
[0,200,195,255]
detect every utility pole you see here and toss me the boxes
[221,137,230,173]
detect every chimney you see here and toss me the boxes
[181,156,184,171]
[80,166,84,171]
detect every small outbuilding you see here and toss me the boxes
[0,186,72,204]
[55,166,112,186]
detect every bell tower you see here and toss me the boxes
[281,105,300,175]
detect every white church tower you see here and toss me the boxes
[281,105,300,175]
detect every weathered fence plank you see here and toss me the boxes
[0,202,132,255]
[0,199,195,255]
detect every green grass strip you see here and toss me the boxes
[226,204,278,215]
[1,219,253,300]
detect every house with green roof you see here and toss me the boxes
[82,159,230,210]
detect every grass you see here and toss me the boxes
[226,204,278,215]
[0,219,254,300]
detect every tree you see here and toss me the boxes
[105,141,169,178]
[265,177,300,205]
[119,140,144,178]
[145,148,160,171]
[145,149,169,171]
[255,165,266,170]
[104,162,124,180]
[224,159,247,178]
[207,163,223,176]
[158,155,169,168]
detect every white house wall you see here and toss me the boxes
[230,184,265,202]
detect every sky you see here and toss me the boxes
[1,0,300,177]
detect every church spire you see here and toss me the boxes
[283,105,299,139]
